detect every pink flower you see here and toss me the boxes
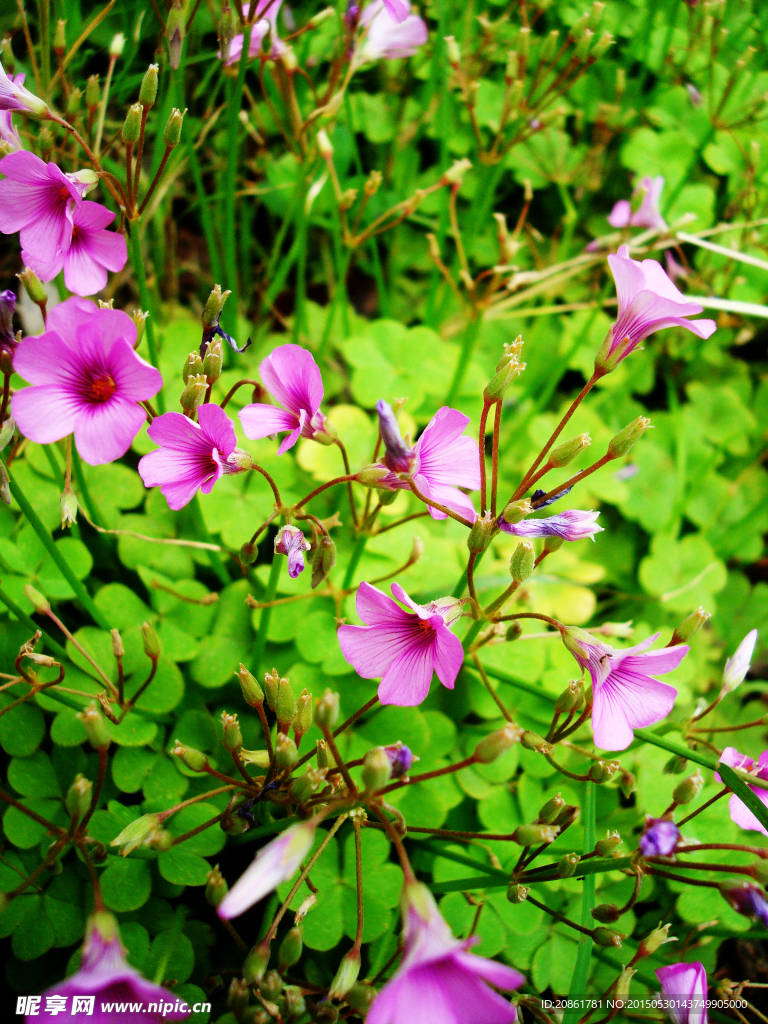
[0,72,24,152]
[274,523,311,578]
[655,961,708,1024]
[0,289,16,373]
[138,404,239,511]
[608,176,667,231]
[0,151,94,265]
[598,245,716,371]
[239,343,334,454]
[220,0,284,64]
[368,882,524,1024]
[380,0,410,24]
[499,509,603,542]
[357,0,428,61]
[664,250,689,282]
[22,200,127,297]
[218,821,315,919]
[0,60,48,116]
[715,747,768,837]
[563,628,689,751]
[373,401,480,522]
[29,911,188,1023]
[337,581,465,705]
[11,297,162,465]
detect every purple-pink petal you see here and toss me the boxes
[239,402,300,440]
[378,634,439,706]
[381,0,410,23]
[259,343,323,418]
[431,626,464,689]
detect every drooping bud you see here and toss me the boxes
[594,831,622,856]
[663,755,689,775]
[608,417,652,458]
[383,743,415,778]
[139,64,159,108]
[506,621,523,643]
[314,689,340,729]
[512,823,559,846]
[77,702,111,751]
[537,793,565,824]
[243,937,271,986]
[550,433,591,468]
[171,741,209,772]
[221,711,243,752]
[361,747,392,792]
[473,722,524,764]
[346,984,376,1016]
[520,731,553,754]
[163,107,185,148]
[205,865,228,906]
[672,768,704,805]
[60,487,78,529]
[275,732,298,768]
[264,669,280,711]
[510,540,535,583]
[110,813,162,856]
[65,774,92,820]
[722,629,758,693]
[278,925,303,972]
[592,927,624,948]
[237,664,264,707]
[294,689,313,741]
[166,1,185,69]
[311,535,336,589]
[507,883,530,903]
[122,103,142,145]
[592,903,621,923]
[328,949,361,1000]
[557,853,580,878]
[140,621,161,660]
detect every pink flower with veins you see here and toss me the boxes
[499,509,603,542]
[380,0,410,25]
[598,245,716,371]
[368,881,524,1024]
[0,60,48,116]
[715,747,768,837]
[138,404,241,511]
[374,400,480,522]
[30,911,188,1024]
[608,175,667,232]
[562,627,689,751]
[655,962,708,1024]
[337,581,465,706]
[22,200,127,297]
[0,151,91,264]
[219,0,285,64]
[0,72,24,152]
[239,343,334,454]
[357,0,428,61]
[11,297,162,466]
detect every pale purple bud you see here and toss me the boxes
[376,399,416,474]
[639,817,680,857]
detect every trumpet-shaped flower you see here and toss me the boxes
[715,747,768,836]
[0,60,48,117]
[0,151,90,264]
[22,200,128,297]
[138,404,239,510]
[11,297,162,465]
[337,581,465,705]
[372,401,480,522]
[655,961,707,1024]
[599,245,716,371]
[30,911,188,1023]
[608,176,667,232]
[368,882,524,1024]
[563,628,689,751]
[357,0,428,61]
[218,821,315,919]
[239,343,334,454]
[274,524,311,578]
[499,509,603,542]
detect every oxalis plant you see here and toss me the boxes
[0,0,768,1022]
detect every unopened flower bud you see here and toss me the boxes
[180,373,208,414]
[521,730,552,754]
[588,759,620,783]
[593,927,624,948]
[444,35,461,65]
[107,630,124,663]
[284,985,305,1017]
[132,310,148,346]
[110,813,162,855]
[171,741,208,772]
[574,27,594,59]
[722,629,758,693]
[594,830,622,856]
[205,865,228,906]
[592,902,621,923]
[537,793,565,823]
[278,925,303,972]
[24,584,49,614]
[309,6,335,27]
[557,852,580,877]
[346,984,376,1015]
[163,107,185,148]
[364,169,382,196]
[314,688,339,729]
[513,823,559,846]
[78,702,111,751]
[510,540,535,583]
[507,883,529,903]
[166,1,185,69]
[240,540,258,565]
[673,768,703,805]
[506,621,522,642]
[316,738,331,769]
[264,669,280,711]
[357,464,392,487]
[639,922,674,956]
[109,32,125,58]
[290,767,327,803]
[555,679,584,714]
[473,722,523,764]
[311,535,336,589]
[501,499,532,525]
[663,755,689,775]
[0,414,15,451]
[550,433,591,468]
[670,607,710,647]
[243,938,271,986]
[317,129,334,159]
[201,284,231,333]
[227,977,250,1013]
[608,416,652,458]
[122,103,142,145]
[139,64,159,108]
[60,487,78,529]
[262,969,282,1000]
[17,267,47,305]
[294,689,313,740]
[140,621,161,660]
[203,339,223,384]
[277,676,296,730]
[329,949,361,1000]
[53,20,66,55]
[592,31,614,58]
[221,711,243,752]
[467,511,495,554]
[540,29,559,62]
[65,774,92,820]
[361,747,392,791]
[442,158,472,186]
[236,664,264,707]
[275,732,298,768]
[86,75,100,111]
[553,804,580,829]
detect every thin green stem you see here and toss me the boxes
[128,225,164,413]
[223,26,253,335]
[563,782,596,1022]
[253,553,282,679]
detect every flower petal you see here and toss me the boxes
[74,395,146,465]
[238,403,300,440]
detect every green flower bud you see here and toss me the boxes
[441,158,472,187]
[594,830,622,856]
[315,1003,339,1023]
[570,10,590,40]
[221,711,243,752]
[166,1,185,69]
[264,669,280,711]
[484,337,526,401]
[345,983,377,1016]
[592,30,614,58]
[205,865,228,906]
[110,813,162,855]
[140,621,161,660]
[357,464,393,487]
[86,75,100,111]
[517,25,531,56]
[278,926,303,972]
[276,676,297,730]
[109,32,125,58]
[133,310,149,346]
[240,541,258,565]
[574,27,594,59]
[329,949,361,1000]
[592,902,621,923]
[218,3,236,62]
[467,511,495,554]
[537,793,565,823]
[182,350,204,384]
[0,415,15,451]
[180,373,207,414]
[513,823,559,846]
[317,129,334,159]
[122,102,142,145]
[65,774,92,820]
[557,853,580,878]
[148,828,173,852]
[139,64,159,108]
[510,540,535,583]
[163,107,185,149]
[203,339,223,385]
[290,768,328,803]
[17,267,47,305]
[663,755,689,775]
[262,969,282,1000]
[473,722,524,764]
[639,922,674,956]
[593,927,624,948]
[507,883,529,903]
[202,284,231,333]
[361,747,392,792]
[588,759,620,783]
[550,432,591,468]
[227,977,250,1014]
[506,621,523,643]
[284,985,305,1018]
[78,702,111,751]
[608,416,652,458]
[243,937,271,985]
[553,804,580,829]
[316,739,331,769]
[501,499,533,525]
[60,486,78,529]
[671,607,710,646]
[171,741,208,772]
[311,535,336,589]
[294,689,313,740]
[444,35,461,65]
[53,19,66,54]
[520,730,552,754]
[24,583,50,614]
[555,679,584,714]
[540,29,559,62]
[237,664,264,707]
[275,732,298,768]
[673,768,704,805]
[315,689,340,729]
